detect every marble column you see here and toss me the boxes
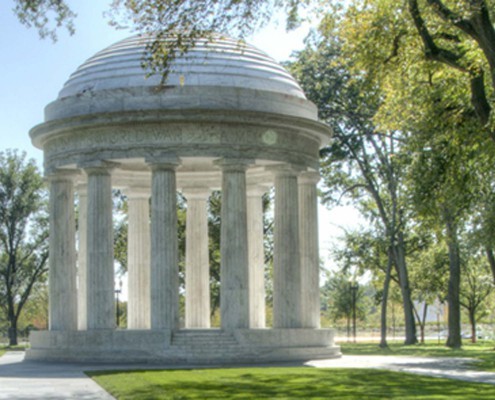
[247,185,266,328]
[76,184,88,331]
[84,164,115,330]
[127,187,151,329]
[48,172,78,331]
[272,165,303,328]
[183,187,211,328]
[299,171,321,328]
[217,159,251,330]
[149,159,180,330]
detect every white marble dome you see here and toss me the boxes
[43,34,317,122]
[58,34,306,100]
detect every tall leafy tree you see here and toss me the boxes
[333,0,495,349]
[288,24,418,345]
[0,150,48,346]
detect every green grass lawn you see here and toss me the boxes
[339,340,495,370]
[88,367,495,399]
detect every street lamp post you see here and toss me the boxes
[115,279,123,328]
[350,281,359,343]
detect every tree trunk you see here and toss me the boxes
[485,247,495,284]
[421,303,428,344]
[469,308,477,344]
[444,209,462,349]
[8,320,18,346]
[393,232,418,345]
[380,249,393,348]
[412,303,426,344]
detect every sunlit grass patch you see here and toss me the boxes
[88,367,495,399]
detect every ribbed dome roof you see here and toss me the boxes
[58,34,306,100]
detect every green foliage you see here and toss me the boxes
[89,365,495,399]
[16,283,48,334]
[459,250,494,339]
[12,0,76,41]
[0,150,48,345]
[321,268,375,332]
[207,191,221,318]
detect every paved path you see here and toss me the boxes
[306,355,495,384]
[0,352,114,400]
[1,351,495,399]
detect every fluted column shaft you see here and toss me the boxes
[184,188,211,328]
[48,173,77,331]
[219,160,250,330]
[247,186,266,328]
[299,171,321,328]
[77,184,88,330]
[85,166,115,330]
[127,188,151,329]
[273,167,302,328]
[150,161,179,330]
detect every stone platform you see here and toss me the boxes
[26,329,341,364]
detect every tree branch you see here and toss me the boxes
[408,0,467,72]
[426,0,476,36]
[470,70,491,127]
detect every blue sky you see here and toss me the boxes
[0,1,310,166]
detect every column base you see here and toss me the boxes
[27,328,341,364]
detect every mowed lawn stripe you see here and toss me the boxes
[88,367,495,399]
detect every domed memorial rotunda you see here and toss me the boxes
[27,34,340,363]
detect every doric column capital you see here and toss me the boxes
[145,154,181,171]
[79,160,119,175]
[298,170,320,185]
[182,186,211,201]
[266,163,305,178]
[214,158,254,172]
[45,168,80,183]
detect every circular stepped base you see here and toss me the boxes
[27,328,341,364]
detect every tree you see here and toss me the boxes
[331,227,396,347]
[288,25,418,345]
[0,150,48,346]
[321,270,369,340]
[459,250,494,343]
[409,238,449,343]
[330,0,495,349]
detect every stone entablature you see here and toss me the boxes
[32,110,327,174]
